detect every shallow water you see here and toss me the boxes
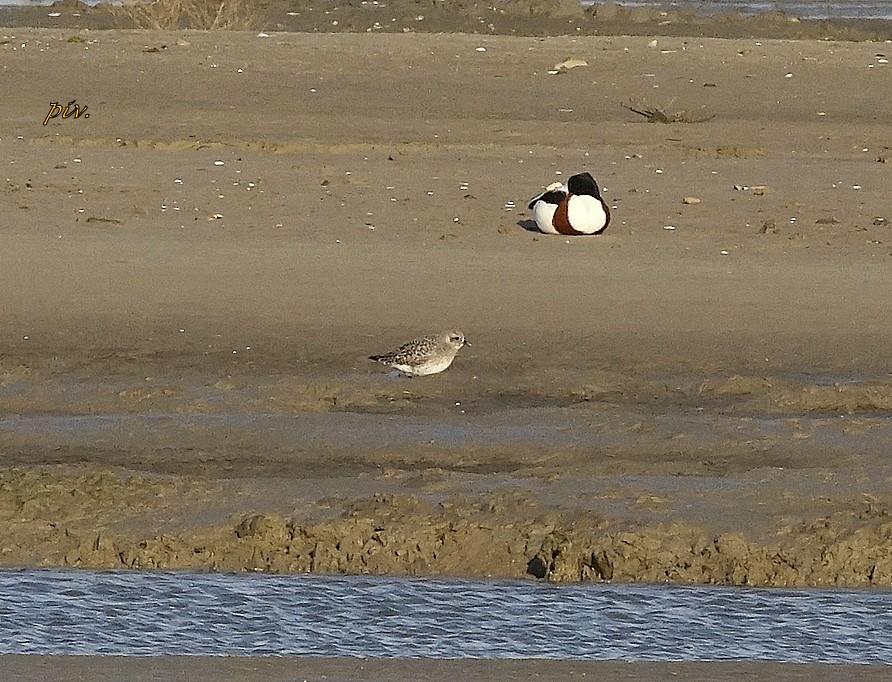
[617,0,892,20]
[4,407,892,462]
[2,570,891,661]
[4,0,892,20]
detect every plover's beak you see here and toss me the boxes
[463,339,470,347]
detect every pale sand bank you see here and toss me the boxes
[2,656,891,682]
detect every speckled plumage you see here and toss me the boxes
[369,330,467,376]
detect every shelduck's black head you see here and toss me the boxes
[567,172,602,199]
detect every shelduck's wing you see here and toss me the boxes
[527,189,567,210]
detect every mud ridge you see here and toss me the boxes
[3,468,890,588]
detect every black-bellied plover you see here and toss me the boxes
[527,172,610,235]
[369,330,467,376]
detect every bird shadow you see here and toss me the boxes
[517,219,540,233]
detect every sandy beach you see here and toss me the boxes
[4,655,892,682]
[3,0,892,590]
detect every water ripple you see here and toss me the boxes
[1,570,891,661]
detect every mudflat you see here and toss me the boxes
[2,24,892,586]
[3,656,892,682]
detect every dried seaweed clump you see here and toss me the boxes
[623,98,715,124]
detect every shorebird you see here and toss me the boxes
[369,330,467,376]
[527,172,610,235]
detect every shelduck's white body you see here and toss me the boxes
[527,172,610,236]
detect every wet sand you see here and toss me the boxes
[3,656,892,682]
[2,14,892,593]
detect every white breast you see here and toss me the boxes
[567,195,608,234]
[531,201,560,235]
[406,354,456,376]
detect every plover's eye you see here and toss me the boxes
[451,335,462,343]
